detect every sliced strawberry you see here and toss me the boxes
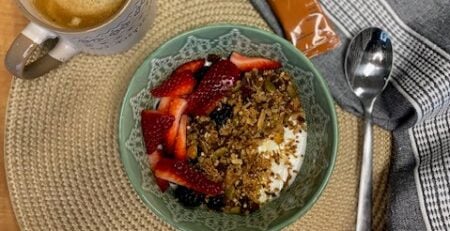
[174,59,205,74]
[165,98,188,151]
[157,97,171,113]
[151,71,196,97]
[174,115,188,160]
[230,52,281,72]
[148,150,169,192]
[186,60,241,116]
[154,159,223,196]
[141,110,174,154]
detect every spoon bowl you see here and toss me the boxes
[344,27,393,231]
[345,27,393,105]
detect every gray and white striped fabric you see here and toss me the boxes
[251,0,450,230]
[320,0,450,230]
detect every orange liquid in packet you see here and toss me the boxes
[268,0,340,58]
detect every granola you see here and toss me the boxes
[187,69,307,214]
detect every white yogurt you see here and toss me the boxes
[257,127,307,203]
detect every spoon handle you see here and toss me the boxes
[356,116,373,231]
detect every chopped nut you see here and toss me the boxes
[264,78,276,92]
[287,84,297,98]
[273,132,284,144]
[187,145,198,160]
[257,109,266,131]
[213,147,228,158]
[231,158,243,165]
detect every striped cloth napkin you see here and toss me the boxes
[251,0,450,230]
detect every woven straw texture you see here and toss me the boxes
[4,0,392,230]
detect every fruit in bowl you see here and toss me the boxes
[141,52,307,214]
[119,25,337,231]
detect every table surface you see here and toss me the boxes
[0,0,26,230]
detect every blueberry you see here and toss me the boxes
[194,66,209,81]
[207,195,225,211]
[210,104,233,126]
[174,186,205,207]
[239,197,260,213]
[207,54,222,64]
[240,86,253,102]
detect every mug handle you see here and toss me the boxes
[5,23,79,80]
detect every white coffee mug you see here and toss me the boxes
[5,0,157,79]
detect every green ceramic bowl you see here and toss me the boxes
[119,24,338,231]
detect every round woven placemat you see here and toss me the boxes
[4,0,392,230]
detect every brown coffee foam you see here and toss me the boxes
[32,0,125,28]
[5,0,391,230]
[52,0,124,15]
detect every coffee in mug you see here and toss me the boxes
[32,0,127,29]
[5,0,156,79]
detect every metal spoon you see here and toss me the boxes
[344,27,393,231]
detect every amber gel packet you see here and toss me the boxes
[268,0,341,58]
